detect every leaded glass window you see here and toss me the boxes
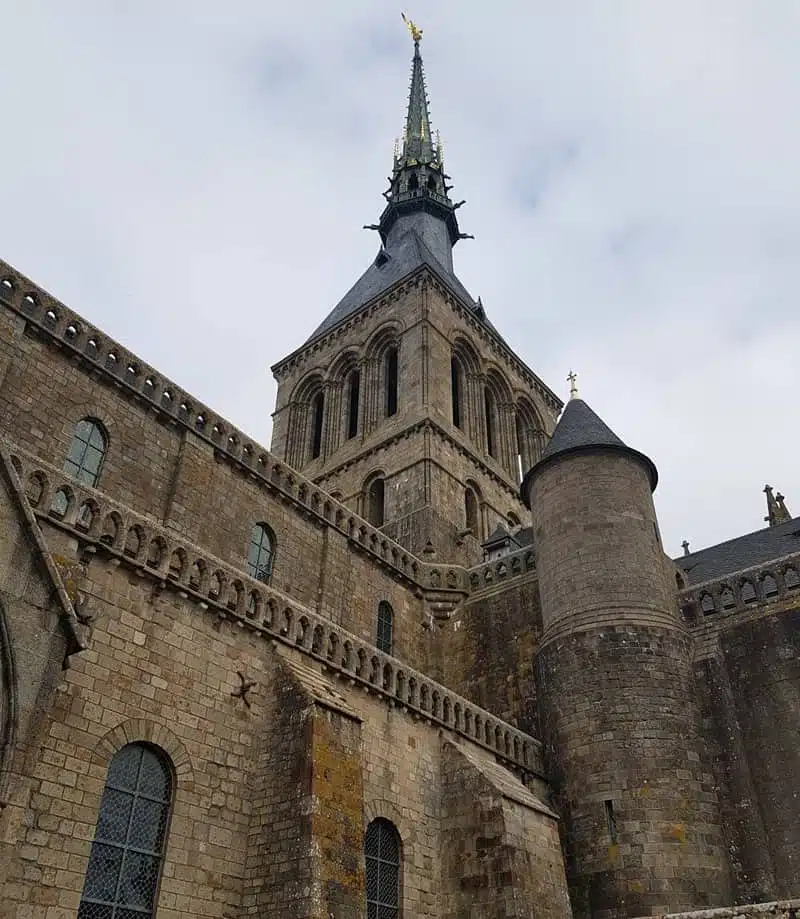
[376,602,393,655]
[365,818,400,919]
[247,523,275,584]
[64,418,107,487]
[79,743,172,919]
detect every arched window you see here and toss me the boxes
[377,601,393,654]
[310,390,325,460]
[365,818,401,917]
[64,418,107,487]
[79,742,172,919]
[247,523,275,584]
[346,369,361,440]
[385,347,398,418]
[451,357,463,430]
[367,476,385,528]
[484,387,497,458]
[465,487,479,537]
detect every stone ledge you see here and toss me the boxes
[635,900,800,919]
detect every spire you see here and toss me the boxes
[374,18,465,262]
[402,30,434,164]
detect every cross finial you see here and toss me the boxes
[567,370,579,400]
[681,540,691,556]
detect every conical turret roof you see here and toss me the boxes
[521,398,658,505]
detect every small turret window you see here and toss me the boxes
[408,172,419,192]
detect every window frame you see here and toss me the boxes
[365,817,401,918]
[376,601,393,655]
[78,742,174,919]
[64,417,108,488]
[247,523,275,584]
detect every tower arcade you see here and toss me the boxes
[270,31,560,562]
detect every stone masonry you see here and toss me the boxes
[1,26,799,919]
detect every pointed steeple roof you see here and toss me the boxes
[300,21,480,347]
[521,398,658,505]
[378,26,463,249]
[402,38,434,164]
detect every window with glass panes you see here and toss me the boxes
[247,524,274,583]
[64,418,107,487]
[78,743,172,919]
[365,818,400,918]
[376,602,393,655]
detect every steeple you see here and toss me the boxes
[401,26,434,164]
[376,19,465,265]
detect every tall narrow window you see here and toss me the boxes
[604,799,618,844]
[376,601,393,654]
[451,357,462,429]
[365,818,401,918]
[484,388,496,458]
[310,390,325,459]
[515,414,525,482]
[346,369,361,440]
[385,347,398,417]
[64,418,107,487]
[465,488,479,537]
[79,742,172,919]
[247,523,275,584]
[367,477,385,528]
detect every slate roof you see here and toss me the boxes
[539,398,626,464]
[675,515,800,585]
[522,399,658,504]
[305,218,480,345]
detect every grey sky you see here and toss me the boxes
[2,2,798,556]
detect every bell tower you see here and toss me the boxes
[270,22,560,563]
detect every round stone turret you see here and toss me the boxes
[523,398,731,918]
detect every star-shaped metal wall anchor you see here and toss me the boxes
[231,671,257,709]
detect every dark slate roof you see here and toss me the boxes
[521,398,658,505]
[675,516,800,585]
[514,525,534,548]
[305,222,478,345]
[538,398,626,463]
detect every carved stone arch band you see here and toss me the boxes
[92,719,194,785]
[67,404,117,433]
[363,797,416,853]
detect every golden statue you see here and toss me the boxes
[401,13,423,43]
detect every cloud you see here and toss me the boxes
[1,1,799,556]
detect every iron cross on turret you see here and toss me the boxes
[567,370,579,400]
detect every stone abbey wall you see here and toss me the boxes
[1,246,800,919]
